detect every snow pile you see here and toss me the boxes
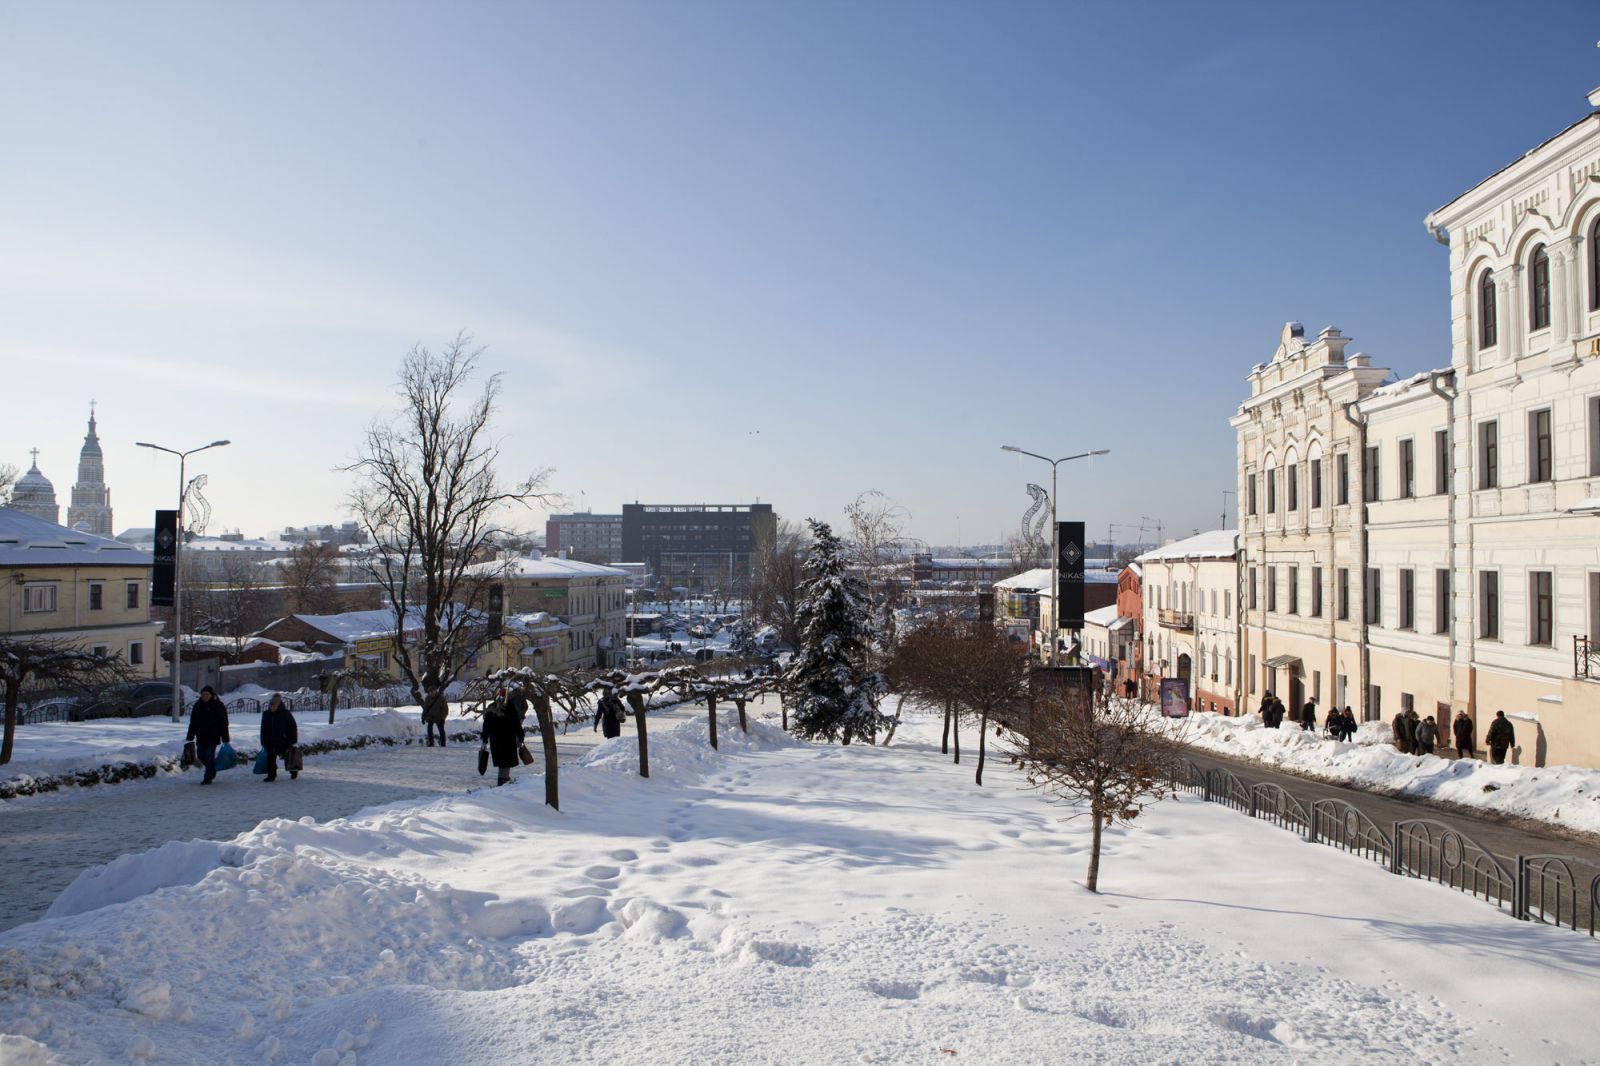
[1,706,1596,1063]
[1175,708,1600,835]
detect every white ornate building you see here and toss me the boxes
[9,451,60,525]
[1234,91,1600,767]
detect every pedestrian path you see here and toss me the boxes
[0,704,702,931]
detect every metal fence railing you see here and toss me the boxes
[1174,758,1597,939]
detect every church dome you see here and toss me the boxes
[15,462,54,496]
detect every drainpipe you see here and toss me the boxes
[1341,401,1370,720]
[1427,371,1458,713]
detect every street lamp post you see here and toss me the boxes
[1001,445,1110,667]
[136,439,231,722]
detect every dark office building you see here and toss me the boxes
[622,503,776,594]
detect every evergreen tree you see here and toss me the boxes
[783,519,887,744]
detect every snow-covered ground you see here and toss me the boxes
[2,698,1595,1064]
[1173,709,1600,837]
[0,706,482,795]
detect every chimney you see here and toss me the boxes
[559,549,569,559]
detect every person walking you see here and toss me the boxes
[483,690,524,786]
[1486,710,1516,765]
[1257,693,1274,726]
[594,688,625,739]
[1415,715,1438,757]
[1452,710,1475,760]
[1342,707,1358,742]
[1270,695,1287,729]
[1408,708,1423,754]
[1391,713,1408,752]
[1300,698,1317,732]
[259,694,299,782]
[422,685,449,748]
[185,686,230,785]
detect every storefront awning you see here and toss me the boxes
[1263,654,1303,673]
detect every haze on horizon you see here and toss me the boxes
[2,1,1594,547]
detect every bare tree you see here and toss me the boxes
[1,639,134,764]
[0,463,17,507]
[751,518,807,651]
[1008,693,1185,892]
[345,335,554,707]
[949,624,1031,786]
[843,490,908,659]
[884,613,963,756]
[209,552,274,657]
[282,540,342,614]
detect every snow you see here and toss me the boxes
[2,701,1596,1063]
[0,705,479,792]
[1134,528,1237,562]
[1174,707,1600,836]
[1082,603,1119,627]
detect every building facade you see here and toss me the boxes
[621,503,776,595]
[9,452,60,525]
[0,507,161,678]
[495,553,628,671]
[545,513,624,563]
[1135,531,1239,715]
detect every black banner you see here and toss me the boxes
[1056,520,1085,629]
[152,510,177,607]
[976,590,994,624]
[487,584,504,639]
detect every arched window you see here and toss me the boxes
[1530,244,1550,331]
[1479,269,1497,348]
[1590,217,1600,312]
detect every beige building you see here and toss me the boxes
[492,553,628,671]
[1233,324,1390,721]
[1,506,161,676]
[1135,530,1240,715]
[1231,94,1600,766]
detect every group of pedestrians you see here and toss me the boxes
[182,687,300,784]
[1257,694,1359,739]
[1392,707,1517,764]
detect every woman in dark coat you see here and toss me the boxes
[594,690,625,739]
[484,691,525,786]
[260,694,299,782]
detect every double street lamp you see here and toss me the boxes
[1000,445,1110,667]
[136,439,231,721]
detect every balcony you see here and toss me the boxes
[1576,636,1600,681]
[1157,608,1194,631]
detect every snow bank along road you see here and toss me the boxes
[0,704,701,931]
[2,707,1596,1064]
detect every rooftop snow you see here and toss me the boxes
[0,508,154,568]
[1135,529,1237,563]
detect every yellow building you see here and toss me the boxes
[1,506,162,675]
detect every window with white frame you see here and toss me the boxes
[129,642,144,666]
[23,584,57,613]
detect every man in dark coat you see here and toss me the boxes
[594,689,625,739]
[1270,696,1286,729]
[1485,710,1515,764]
[259,694,299,782]
[1452,710,1475,760]
[421,686,449,748]
[1392,714,1408,752]
[185,686,230,784]
[484,691,525,786]
[1300,698,1317,732]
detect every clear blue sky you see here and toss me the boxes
[2,1,1595,547]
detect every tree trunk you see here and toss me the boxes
[735,696,747,733]
[941,700,951,754]
[882,694,906,746]
[531,693,559,810]
[780,692,788,731]
[2,684,19,765]
[626,691,649,778]
[327,678,341,725]
[976,710,987,786]
[1086,799,1104,893]
[707,694,719,750]
[952,714,960,764]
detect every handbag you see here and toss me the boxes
[477,743,489,776]
[181,740,197,769]
[252,749,270,775]
[518,743,535,766]
[215,743,238,772]
[286,746,303,773]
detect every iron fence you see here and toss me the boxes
[1177,758,1596,939]
[1575,635,1600,681]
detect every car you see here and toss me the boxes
[75,680,177,720]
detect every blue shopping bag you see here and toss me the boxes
[215,743,239,772]
[252,749,270,775]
